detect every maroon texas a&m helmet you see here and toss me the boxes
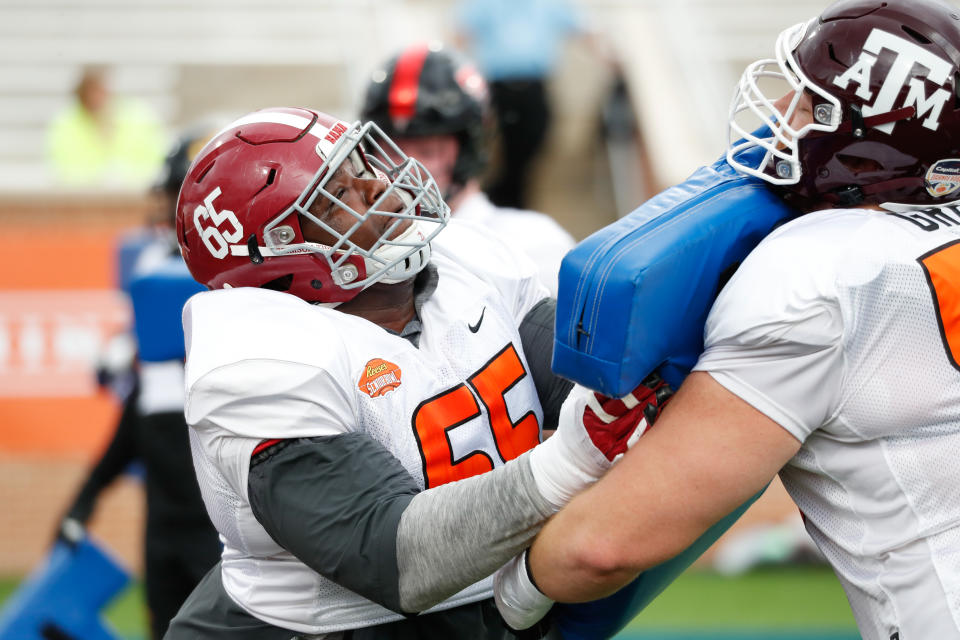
[728,0,960,209]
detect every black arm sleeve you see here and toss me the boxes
[519,298,574,431]
[247,433,420,614]
[64,385,140,523]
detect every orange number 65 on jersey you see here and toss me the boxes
[919,239,960,371]
[411,343,541,488]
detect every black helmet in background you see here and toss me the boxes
[361,42,490,199]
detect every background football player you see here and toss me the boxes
[360,42,575,297]
[57,127,221,640]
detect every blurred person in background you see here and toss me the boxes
[454,0,602,209]
[46,65,166,188]
[56,127,221,640]
[361,42,575,297]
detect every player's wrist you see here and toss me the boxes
[494,550,554,630]
[529,387,612,509]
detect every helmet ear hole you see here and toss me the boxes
[178,219,190,248]
[901,24,932,45]
[261,274,293,292]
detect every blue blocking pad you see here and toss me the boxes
[129,256,205,363]
[553,154,797,395]
[0,539,129,640]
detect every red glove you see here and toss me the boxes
[529,372,674,509]
[582,372,674,462]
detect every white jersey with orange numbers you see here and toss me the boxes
[695,205,960,639]
[182,219,549,635]
[454,190,575,297]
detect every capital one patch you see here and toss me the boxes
[925,159,960,197]
[358,358,402,398]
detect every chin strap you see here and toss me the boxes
[833,105,916,137]
[822,176,926,207]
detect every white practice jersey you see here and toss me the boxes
[455,190,575,297]
[181,219,549,635]
[695,206,960,639]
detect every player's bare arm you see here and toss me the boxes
[530,371,801,602]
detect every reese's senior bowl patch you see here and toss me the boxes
[358,358,402,398]
[926,159,960,197]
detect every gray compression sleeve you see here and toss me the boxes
[396,452,555,612]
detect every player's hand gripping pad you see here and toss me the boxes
[129,256,205,363]
[553,154,797,395]
[529,374,672,510]
[0,538,129,640]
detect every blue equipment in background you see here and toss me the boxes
[115,230,162,295]
[129,256,205,363]
[0,539,129,640]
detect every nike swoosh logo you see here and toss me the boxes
[468,307,486,333]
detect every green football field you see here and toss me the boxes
[0,566,858,639]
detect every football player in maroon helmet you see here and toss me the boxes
[509,3,960,640]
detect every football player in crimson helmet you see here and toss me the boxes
[176,107,449,306]
[166,95,682,640]
[167,100,660,640]
[728,0,960,210]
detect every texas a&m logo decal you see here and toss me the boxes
[832,28,952,134]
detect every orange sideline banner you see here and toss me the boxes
[0,227,132,459]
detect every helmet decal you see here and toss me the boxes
[727,0,960,210]
[192,187,244,259]
[926,159,960,197]
[832,29,952,134]
[388,43,431,129]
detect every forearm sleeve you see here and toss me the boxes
[248,434,555,616]
[397,452,555,613]
[247,434,418,613]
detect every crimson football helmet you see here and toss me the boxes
[176,107,449,304]
[360,42,490,198]
[728,0,960,209]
